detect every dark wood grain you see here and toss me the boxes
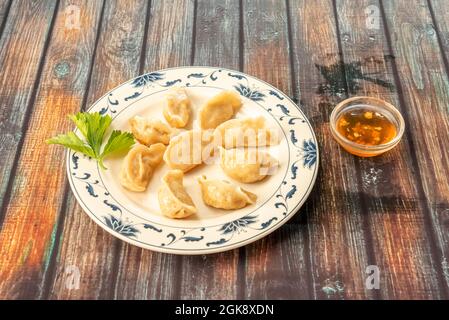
[0,0,57,219]
[430,3,449,200]
[288,0,372,299]
[46,0,149,299]
[429,0,449,73]
[143,0,195,70]
[336,0,443,299]
[241,0,313,299]
[0,0,103,299]
[193,0,240,69]
[111,0,195,300]
[0,0,11,37]
[382,0,449,295]
[178,0,241,300]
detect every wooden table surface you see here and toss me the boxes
[1,0,449,300]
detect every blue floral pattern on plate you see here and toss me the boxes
[66,67,318,254]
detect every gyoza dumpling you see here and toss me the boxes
[164,130,213,172]
[120,143,166,192]
[198,91,242,129]
[214,116,279,149]
[129,116,172,146]
[158,170,197,219]
[219,147,279,183]
[164,87,191,128]
[197,175,257,210]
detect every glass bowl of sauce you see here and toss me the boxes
[330,96,405,157]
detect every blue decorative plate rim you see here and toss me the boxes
[66,66,319,255]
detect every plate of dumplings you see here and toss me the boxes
[67,67,318,254]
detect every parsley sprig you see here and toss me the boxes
[47,112,134,169]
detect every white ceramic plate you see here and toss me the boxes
[67,67,318,255]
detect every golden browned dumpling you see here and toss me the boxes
[120,143,166,192]
[198,91,242,129]
[197,175,257,210]
[219,147,279,183]
[158,170,196,219]
[163,87,191,128]
[129,116,172,146]
[214,116,279,149]
[163,130,213,172]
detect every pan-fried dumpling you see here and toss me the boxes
[219,147,279,183]
[214,116,279,149]
[164,87,191,128]
[158,170,197,219]
[129,116,172,146]
[164,130,213,172]
[199,91,242,129]
[197,175,257,210]
[120,143,166,192]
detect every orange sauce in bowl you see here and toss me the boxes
[337,107,397,146]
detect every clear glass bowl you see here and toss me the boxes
[330,96,405,157]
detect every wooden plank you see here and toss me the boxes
[86,0,149,107]
[192,0,240,68]
[382,0,449,295]
[240,0,313,299]
[429,0,449,68]
[0,0,57,220]
[178,0,240,300]
[46,0,149,299]
[0,0,103,299]
[243,0,292,91]
[288,0,373,299]
[143,0,195,70]
[0,0,11,37]
[111,0,195,299]
[336,0,443,299]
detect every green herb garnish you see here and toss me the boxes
[47,112,134,169]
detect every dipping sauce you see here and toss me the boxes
[330,97,405,157]
[336,106,397,146]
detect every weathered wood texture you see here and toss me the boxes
[336,0,443,299]
[429,0,449,59]
[382,0,449,296]
[0,0,103,299]
[0,0,57,218]
[0,0,11,35]
[143,0,195,70]
[288,0,372,299]
[47,0,148,299]
[1,0,449,300]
